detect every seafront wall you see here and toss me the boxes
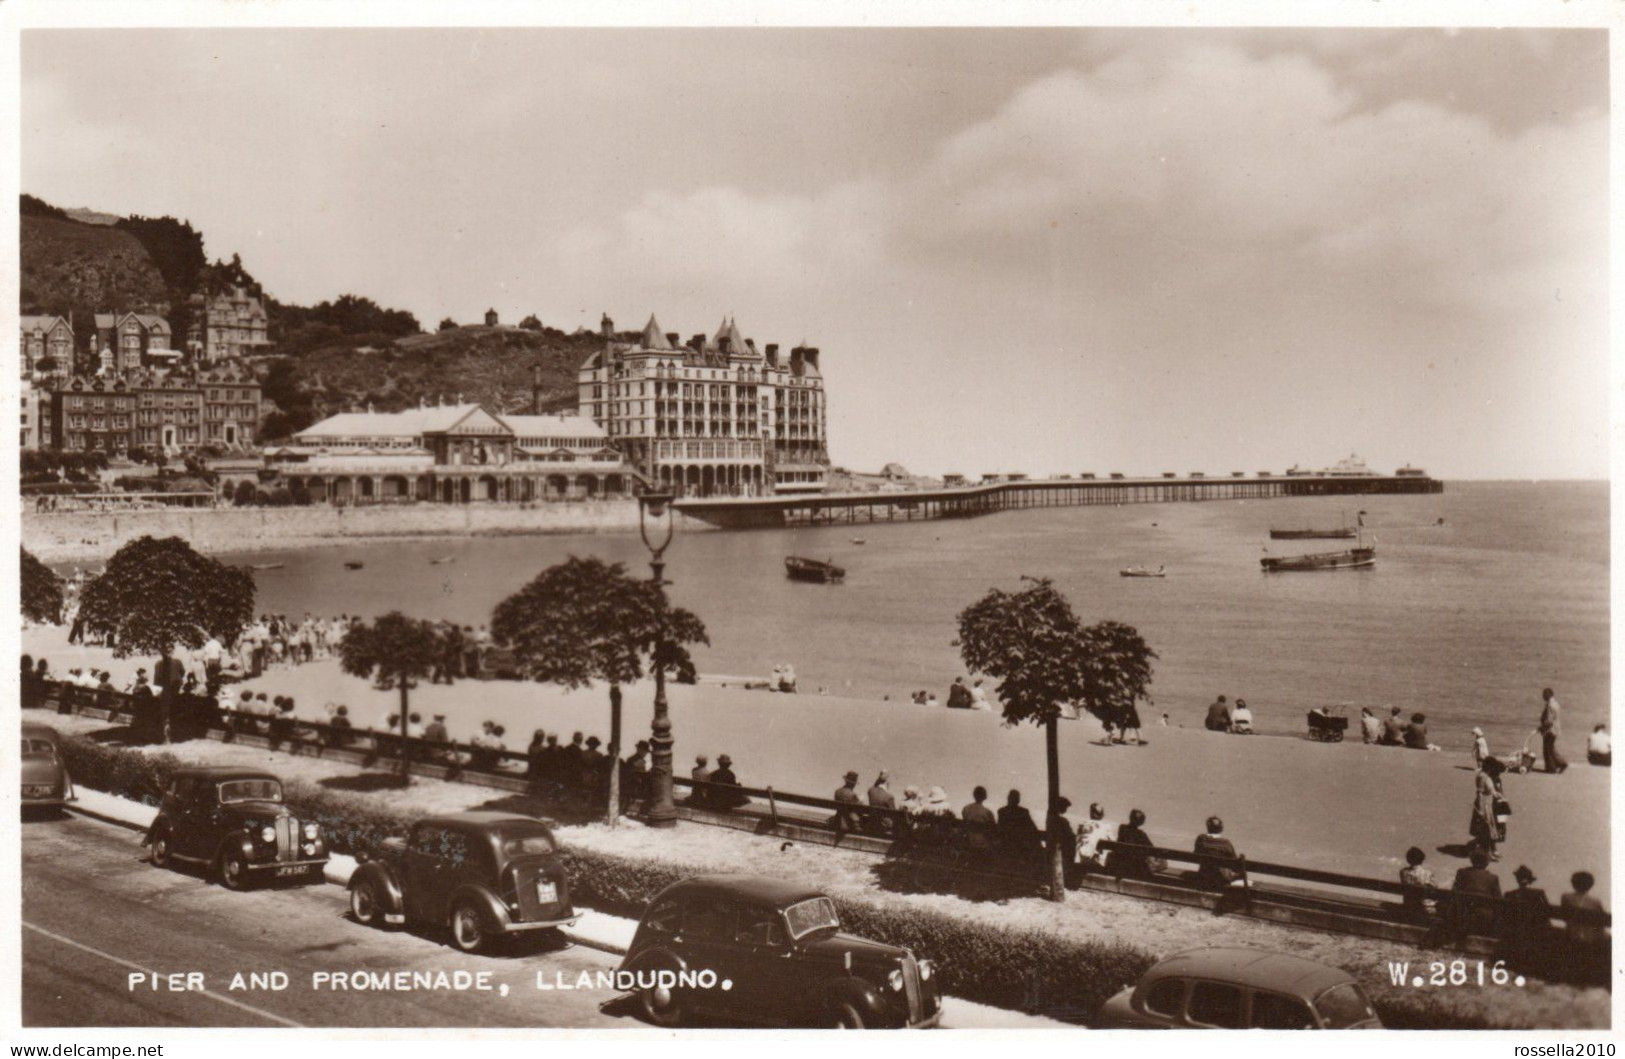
[23,500,713,562]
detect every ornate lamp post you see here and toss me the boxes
[638,489,678,827]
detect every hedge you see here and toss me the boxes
[54,732,1511,1028]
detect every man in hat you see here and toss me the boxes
[1503,865,1553,973]
[688,754,713,808]
[832,770,862,834]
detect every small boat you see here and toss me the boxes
[785,556,845,584]
[429,556,457,565]
[1269,527,1356,540]
[1120,565,1166,578]
[344,561,365,571]
[850,538,866,545]
[1261,543,1376,572]
[247,562,285,571]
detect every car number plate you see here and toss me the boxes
[276,866,305,877]
[536,880,558,904]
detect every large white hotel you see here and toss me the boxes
[571,314,829,497]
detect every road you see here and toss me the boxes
[21,812,634,1029]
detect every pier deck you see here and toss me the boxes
[677,473,1444,528]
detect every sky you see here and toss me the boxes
[19,27,1610,479]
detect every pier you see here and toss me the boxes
[676,473,1444,529]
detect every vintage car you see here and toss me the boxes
[146,766,328,890]
[347,811,576,954]
[21,723,75,811]
[1095,947,1383,1029]
[620,874,941,1028]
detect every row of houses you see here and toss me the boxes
[21,364,264,455]
[19,285,271,379]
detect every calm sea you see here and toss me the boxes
[219,480,1606,753]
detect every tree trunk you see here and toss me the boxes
[606,684,623,826]
[398,682,411,786]
[1046,713,1065,903]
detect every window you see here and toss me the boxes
[218,778,283,804]
[1313,983,1376,1028]
[735,907,787,946]
[644,900,682,934]
[1250,992,1314,1029]
[783,897,840,939]
[684,898,735,941]
[1186,981,1245,1028]
[1144,978,1186,1018]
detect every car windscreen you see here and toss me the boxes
[783,897,840,940]
[1314,983,1377,1027]
[22,738,56,757]
[497,829,556,857]
[218,778,283,803]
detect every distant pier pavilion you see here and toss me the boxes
[675,472,1444,529]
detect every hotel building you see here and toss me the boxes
[571,313,829,497]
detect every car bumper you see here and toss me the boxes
[906,1009,942,1029]
[499,913,578,934]
[21,794,72,807]
[246,857,330,875]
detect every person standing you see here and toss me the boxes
[1538,688,1567,774]
[1469,758,1506,860]
[1471,727,1490,769]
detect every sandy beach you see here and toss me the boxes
[26,622,1609,897]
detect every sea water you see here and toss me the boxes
[225,480,1607,753]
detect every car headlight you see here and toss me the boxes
[919,960,933,982]
[303,822,319,840]
[260,825,276,843]
[887,969,904,991]
[302,842,317,856]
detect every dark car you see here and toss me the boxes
[347,811,576,954]
[146,766,328,890]
[1095,947,1383,1029]
[620,874,941,1028]
[21,723,75,812]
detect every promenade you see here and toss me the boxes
[27,624,1609,898]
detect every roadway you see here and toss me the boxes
[21,811,633,1029]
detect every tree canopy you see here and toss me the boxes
[77,536,255,657]
[21,547,63,625]
[338,611,443,691]
[492,555,708,688]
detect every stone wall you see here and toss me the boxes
[23,501,713,563]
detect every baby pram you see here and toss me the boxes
[1499,730,1540,774]
[1306,704,1349,743]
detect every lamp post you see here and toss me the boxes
[638,489,678,827]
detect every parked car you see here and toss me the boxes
[347,811,575,954]
[1095,947,1382,1029]
[620,874,941,1028]
[146,766,327,890]
[21,723,75,812]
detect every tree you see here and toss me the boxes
[438,317,458,332]
[519,314,543,331]
[78,536,255,742]
[956,577,1156,902]
[21,547,63,625]
[492,556,709,824]
[233,480,258,506]
[338,612,445,784]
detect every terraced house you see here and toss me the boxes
[19,314,74,378]
[47,365,261,455]
[93,311,178,374]
[572,313,830,497]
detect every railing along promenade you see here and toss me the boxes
[31,671,1606,984]
[675,473,1445,529]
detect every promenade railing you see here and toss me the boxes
[27,671,1609,977]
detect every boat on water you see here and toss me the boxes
[850,538,867,545]
[344,561,365,571]
[785,556,845,584]
[1268,527,1356,540]
[1120,565,1166,578]
[247,562,285,571]
[1261,543,1376,573]
[429,556,457,565]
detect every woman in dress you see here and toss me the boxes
[1469,757,1506,860]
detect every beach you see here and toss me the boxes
[26,621,1609,898]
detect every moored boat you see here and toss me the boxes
[1268,527,1356,540]
[247,562,285,571]
[1260,545,1375,572]
[344,561,365,570]
[785,556,845,584]
[1120,565,1166,578]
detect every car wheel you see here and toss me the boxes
[350,881,386,927]
[639,976,687,1027]
[149,827,173,869]
[826,999,866,1029]
[218,848,249,891]
[448,900,488,954]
